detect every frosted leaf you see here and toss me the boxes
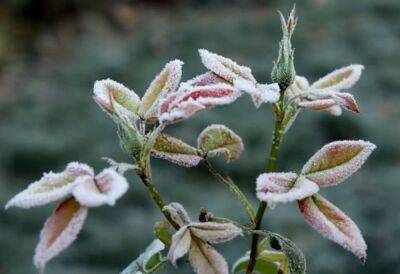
[139,60,183,119]
[182,72,227,88]
[197,124,243,162]
[311,65,364,92]
[189,240,229,274]
[189,222,242,244]
[151,133,202,167]
[6,162,93,209]
[101,157,138,174]
[286,76,310,100]
[163,202,191,227]
[298,99,337,110]
[198,49,256,83]
[298,194,367,261]
[168,226,192,266]
[256,173,319,208]
[158,84,241,124]
[326,105,342,116]
[234,79,280,107]
[302,140,376,187]
[34,197,88,273]
[72,168,129,207]
[93,79,141,118]
[330,92,360,113]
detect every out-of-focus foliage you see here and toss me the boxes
[0,0,399,273]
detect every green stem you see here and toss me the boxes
[246,109,285,274]
[137,157,180,230]
[204,159,256,224]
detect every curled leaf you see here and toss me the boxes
[189,222,242,244]
[197,124,244,162]
[6,162,93,209]
[151,133,202,168]
[310,64,364,92]
[34,197,88,273]
[330,92,360,113]
[158,84,241,124]
[72,168,129,207]
[168,226,192,267]
[199,49,256,83]
[93,79,141,118]
[234,79,280,107]
[298,98,337,110]
[189,239,229,274]
[256,173,319,208]
[301,140,376,187]
[298,194,367,261]
[163,202,191,227]
[139,60,183,119]
[154,221,174,247]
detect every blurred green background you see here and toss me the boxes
[0,0,399,273]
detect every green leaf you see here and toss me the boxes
[232,254,280,274]
[197,124,243,162]
[120,239,166,274]
[154,221,173,247]
[151,133,202,167]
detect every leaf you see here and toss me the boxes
[158,83,241,125]
[139,60,183,119]
[234,79,280,108]
[151,133,202,167]
[154,221,174,247]
[231,254,280,274]
[301,140,376,187]
[72,168,129,207]
[286,75,310,100]
[188,222,242,244]
[197,124,244,162]
[298,194,367,261]
[188,239,229,274]
[102,157,138,174]
[163,202,191,227]
[34,197,88,273]
[120,239,166,274]
[93,79,141,118]
[116,115,144,160]
[330,92,360,113]
[256,173,319,208]
[182,72,227,87]
[297,98,337,110]
[310,64,364,92]
[5,162,93,209]
[198,49,256,83]
[266,233,307,274]
[168,226,192,266]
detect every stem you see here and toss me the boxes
[246,109,285,274]
[204,159,256,224]
[137,158,180,230]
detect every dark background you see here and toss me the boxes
[0,0,399,273]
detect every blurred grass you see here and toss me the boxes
[0,0,399,273]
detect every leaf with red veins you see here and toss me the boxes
[302,140,376,187]
[158,84,241,124]
[310,64,364,92]
[139,60,183,119]
[234,79,280,108]
[182,72,228,88]
[256,173,319,208]
[198,49,256,83]
[298,194,367,262]
[6,162,93,209]
[72,169,128,207]
[330,92,360,113]
[297,98,337,111]
[188,222,242,244]
[34,197,88,273]
[168,226,192,267]
[189,239,229,274]
[93,79,141,118]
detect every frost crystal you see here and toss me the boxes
[298,194,367,261]
[234,79,280,107]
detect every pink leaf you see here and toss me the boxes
[302,140,376,187]
[34,197,88,272]
[189,222,242,244]
[72,168,129,207]
[198,49,256,83]
[256,173,319,208]
[330,92,360,113]
[6,162,93,209]
[297,99,337,111]
[182,72,227,87]
[158,84,241,124]
[298,194,367,261]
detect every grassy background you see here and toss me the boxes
[0,0,399,273]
